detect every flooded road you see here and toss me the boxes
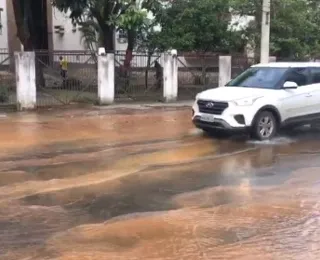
[1,106,320,259]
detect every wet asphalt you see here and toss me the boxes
[0,106,320,259]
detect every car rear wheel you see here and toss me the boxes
[252,111,277,140]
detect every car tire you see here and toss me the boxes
[252,111,277,141]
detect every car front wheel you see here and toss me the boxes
[252,111,277,140]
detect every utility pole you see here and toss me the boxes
[260,0,271,63]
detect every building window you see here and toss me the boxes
[118,29,126,38]
[118,29,127,43]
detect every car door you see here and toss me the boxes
[280,67,312,121]
[307,67,320,115]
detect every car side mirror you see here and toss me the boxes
[283,81,298,89]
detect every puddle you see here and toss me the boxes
[2,108,320,259]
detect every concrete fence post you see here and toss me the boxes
[163,49,178,102]
[172,50,178,100]
[15,51,36,110]
[219,56,231,87]
[98,48,114,105]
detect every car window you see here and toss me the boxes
[283,68,309,87]
[310,68,320,84]
[226,67,288,89]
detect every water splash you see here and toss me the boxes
[188,128,204,136]
[247,136,295,146]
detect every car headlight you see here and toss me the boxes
[234,97,262,106]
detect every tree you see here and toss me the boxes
[153,0,247,53]
[12,0,48,50]
[53,0,113,51]
[116,2,148,70]
[270,0,320,59]
[149,0,247,85]
[12,0,48,86]
[52,0,165,92]
[52,0,155,68]
[233,0,320,59]
[135,18,162,89]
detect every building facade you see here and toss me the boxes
[0,0,10,51]
[0,0,253,58]
[0,0,127,55]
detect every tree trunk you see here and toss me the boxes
[145,51,153,89]
[123,0,136,71]
[124,29,135,70]
[103,26,114,51]
[12,0,26,46]
[154,60,163,90]
[12,0,46,88]
[121,29,136,91]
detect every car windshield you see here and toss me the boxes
[226,67,288,89]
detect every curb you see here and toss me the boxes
[93,101,193,110]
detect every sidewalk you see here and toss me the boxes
[93,100,193,110]
[0,101,194,119]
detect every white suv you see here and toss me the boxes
[192,62,320,140]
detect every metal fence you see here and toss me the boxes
[0,49,16,108]
[114,51,163,102]
[177,53,219,100]
[35,50,98,107]
[231,56,256,79]
[0,49,261,109]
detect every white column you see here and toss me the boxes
[172,50,178,100]
[260,0,271,63]
[15,51,36,110]
[219,56,231,87]
[163,52,172,102]
[163,50,178,102]
[98,48,114,105]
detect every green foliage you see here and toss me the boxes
[52,0,154,51]
[271,0,320,59]
[152,0,246,53]
[233,0,320,59]
[135,17,160,52]
[52,0,320,58]
[78,19,102,50]
[117,6,147,30]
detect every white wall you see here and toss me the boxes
[229,15,255,31]
[15,52,36,110]
[0,0,9,65]
[52,7,128,51]
[0,0,8,49]
[52,8,86,51]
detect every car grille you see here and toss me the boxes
[197,100,229,115]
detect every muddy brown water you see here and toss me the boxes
[1,107,320,259]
